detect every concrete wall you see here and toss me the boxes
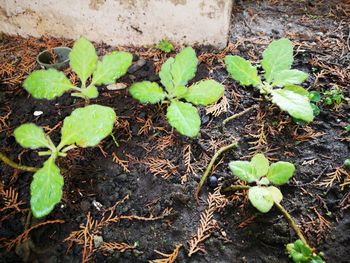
[0,0,233,48]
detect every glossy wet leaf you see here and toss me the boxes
[61,105,116,147]
[166,101,200,138]
[251,153,269,178]
[267,161,295,185]
[261,38,293,83]
[184,80,224,106]
[271,89,314,123]
[129,81,166,104]
[229,161,258,183]
[23,69,74,99]
[30,157,63,218]
[69,37,98,84]
[14,123,51,149]
[248,186,274,213]
[272,69,308,87]
[92,51,132,85]
[225,55,261,87]
[267,186,283,204]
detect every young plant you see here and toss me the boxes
[225,38,315,123]
[323,86,344,106]
[129,47,224,137]
[23,37,132,100]
[13,105,116,218]
[157,39,174,53]
[287,239,324,263]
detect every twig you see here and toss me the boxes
[195,142,238,199]
[0,152,38,172]
[222,105,258,126]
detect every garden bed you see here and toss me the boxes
[0,1,349,262]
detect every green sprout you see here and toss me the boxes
[157,39,174,53]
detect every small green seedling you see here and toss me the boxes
[24,37,132,100]
[229,153,294,213]
[225,38,315,123]
[344,118,350,133]
[323,86,344,106]
[287,239,325,263]
[129,47,224,137]
[308,91,321,117]
[157,39,174,53]
[14,105,116,218]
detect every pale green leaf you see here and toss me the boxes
[69,37,97,84]
[283,85,308,96]
[224,55,261,87]
[271,89,314,123]
[170,47,198,88]
[14,123,51,149]
[267,161,295,185]
[248,186,274,213]
[267,186,283,204]
[129,81,166,104]
[61,105,116,147]
[261,38,293,83]
[23,69,74,99]
[81,85,99,99]
[92,51,132,85]
[159,57,175,93]
[30,157,63,218]
[166,101,200,138]
[251,153,269,178]
[184,80,224,106]
[272,69,308,87]
[229,161,258,183]
[173,86,188,98]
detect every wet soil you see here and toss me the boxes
[1,1,350,262]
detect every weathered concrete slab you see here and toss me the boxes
[0,0,233,48]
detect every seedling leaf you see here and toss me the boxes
[166,101,200,138]
[251,153,269,178]
[159,57,175,93]
[283,85,309,96]
[267,161,295,185]
[224,55,261,87]
[23,69,74,99]
[157,39,174,53]
[272,69,308,87]
[61,105,116,147]
[248,186,274,213]
[229,161,258,183]
[14,123,51,149]
[267,186,283,204]
[261,38,293,83]
[30,157,63,218]
[129,81,166,104]
[271,89,314,123]
[81,85,99,99]
[184,79,224,106]
[69,37,98,84]
[92,51,132,85]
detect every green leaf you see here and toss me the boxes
[92,51,132,85]
[157,39,174,53]
[30,157,63,218]
[224,55,261,87]
[23,69,74,99]
[166,101,200,138]
[286,240,323,263]
[69,37,97,84]
[229,161,258,183]
[272,69,308,87]
[81,85,99,99]
[251,153,269,178]
[308,91,321,102]
[267,161,295,185]
[61,104,116,147]
[129,81,166,104]
[248,186,274,213]
[267,186,283,204]
[283,85,309,96]
[14,123,51,149]
[173,86,188,98]
[170,47,198,88]
[271,89,314,123]
[159,57,175,93]
[184,80,224,106]
[261,38,293,83]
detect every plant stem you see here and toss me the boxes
[222,184,250,192]
[195,142,238,199]
[0,152,38,172]
[222,105,258,126]
[274,201,310,247]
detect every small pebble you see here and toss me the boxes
[33,111,43,116]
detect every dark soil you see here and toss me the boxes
[1,1,350,262]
